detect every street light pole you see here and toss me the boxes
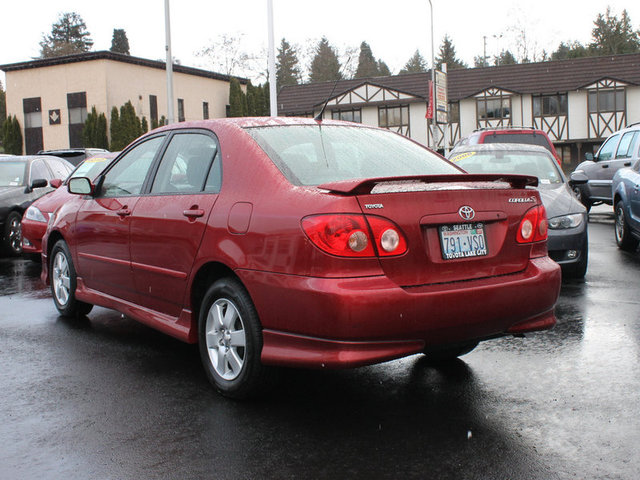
[164,0,175,124]
[267,0,278,117]
[428,0,436,151]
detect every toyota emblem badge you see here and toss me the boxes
[458,206,475,221]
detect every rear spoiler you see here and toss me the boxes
[317,174,538,195]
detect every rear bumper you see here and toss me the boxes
[238,256,561,368]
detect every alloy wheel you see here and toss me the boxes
[204,298,246,380]
[52,251,71,307]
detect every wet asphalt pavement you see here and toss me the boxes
[1,205,639,480]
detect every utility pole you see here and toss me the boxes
[428,0,436,151]
[164,0,175,124]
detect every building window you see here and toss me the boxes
[448,102,460,123]
[331,108,361,123]
[477,97,510,120]
[378,105,410,135]
[203,102,209,120]
[533,94,567,116]
[588,89,625,113]
[178,98,185,122]
[67,92,87,148]
[23,97,43,154]
[149,95,158,126]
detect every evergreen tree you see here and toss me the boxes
[261,82,270,116]
[276,38,301,87]
[246,83,257,116]
[118,101,142,147]
[377,60,391,76]
[82,106,98,147]
[495,50,518,66]
[355,41,379,78]
[435,35,467,70]
[0,81,6,144]
[110,28,130,55]
[109,106,125,151]
[228,78,244,117]
[399,50,428,74]
[141,116,148,134]
[590,7,640,55]
[39,12,93,58]
[550,41,591,60]
[309,37,342,83]
[2,116,23,155]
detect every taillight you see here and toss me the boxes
[517,205,548,243]
[301,214,407,257]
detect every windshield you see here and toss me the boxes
[0,160,28,187]
[450,150,564,186]
[245,125,460,186]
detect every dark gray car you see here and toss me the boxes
[448,144,589,278]
[0,155,74,256]
[571,123,640,211]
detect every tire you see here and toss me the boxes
[198,278,268,399]
[50,240,93,317]
[614,201,639,252]
[573,186,591,213]
[562,234,588,279]
[423,341,479,364]
[3,211,23,256]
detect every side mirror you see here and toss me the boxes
[584,152,594,161]
[24,178,48,193]
[68,177,94,195]
[569,171,589,185]
[50,178,63,189]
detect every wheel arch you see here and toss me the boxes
[189,261,246,335]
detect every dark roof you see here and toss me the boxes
[278,72,431,115]
[278,53,640,114]
[0,50,248,84]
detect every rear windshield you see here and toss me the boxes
[0,160,28,187]
[482,132,552,152]
[245,125,460,186]
[450,150,564,186]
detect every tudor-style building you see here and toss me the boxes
[278,53,640,171]
[1,51,247,154]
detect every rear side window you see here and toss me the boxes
[482,132,552,153]
[151,133,218,194]
[615,131,639,159]
[245,125,459,186]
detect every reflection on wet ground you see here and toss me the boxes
[1,212,639,479]
[0,257,49,299]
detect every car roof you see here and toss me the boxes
[0,154,70,163]
[150,117,359,133]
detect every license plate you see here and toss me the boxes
[439,223,488,260]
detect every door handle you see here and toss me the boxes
[624,162,632,166]
[117,207,131,217]
[601,164,609,168]
[183,208,205,219]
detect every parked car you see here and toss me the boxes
[571,123,640,211]
[612,155,640,252]
[0,155,74,256]
[37,148,110,166]
[448,144,589,278]
[22,153,117,257]
[450,127,561,164]
[41,118,561,398]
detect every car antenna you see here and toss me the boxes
[314,55,353,123]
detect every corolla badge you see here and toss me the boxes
[458,205,475,220]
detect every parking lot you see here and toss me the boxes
[0,206,639,480]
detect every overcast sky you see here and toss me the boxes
[1,0,640,85]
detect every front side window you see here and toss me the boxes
[30,159,52,181]
[245,124,459,186]
[151,133,219,194]
[101,136,165,196]
[597,134,620,161]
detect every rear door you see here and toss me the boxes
[354,181,539,287]
[129,131,221,317]
[589,133,621,200]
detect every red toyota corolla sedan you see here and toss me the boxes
[42,118,561,398]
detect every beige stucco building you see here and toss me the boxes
[1,51,245,153]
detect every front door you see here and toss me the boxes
[75,135,166,302]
